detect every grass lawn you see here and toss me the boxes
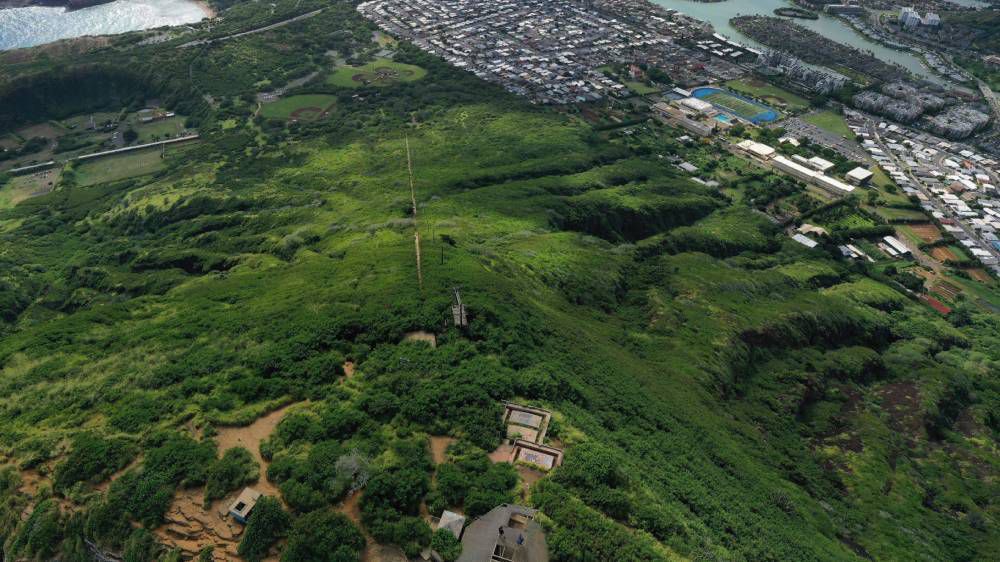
[944,272,1000,309]
[896,225,922,247]
[724,79,809,110]
[803,110,852,138]
[870,206,926,222]
[328,58,427,88]
[260,94,338,121]
[133,117,186,143]
[947,244,971,261]
[0,169,59,209]
[74,148,169,186]
[625,81,660,95]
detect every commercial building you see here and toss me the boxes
[736,139,776,160]
[846,166,875,185]
[899,6,940,28]
[883,235,911,256]
[772,155,856,194]
[807,156,835,172]
[652,101,717,137]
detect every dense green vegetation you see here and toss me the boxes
[0,1,998,561]
[238,496,290,562]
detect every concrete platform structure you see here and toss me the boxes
[457,504,547,562]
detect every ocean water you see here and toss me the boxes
[0,0,208,50]
[653,0,942,82]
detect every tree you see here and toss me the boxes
[123,128,138,144]
[238,497,290,562]
[431,528,462,562]
[282,510,365,562]
[122,528,157,562]
[362,468,428,515]
[204,447,259,506]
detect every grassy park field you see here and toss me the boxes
[871,206,927,222]
[803,110,853,137]
[132,116,186,143]
[74,147,169,186]
[625,81,660,95]
[260,94,338,121]
[328,58,427,88]
[724,79,809,110]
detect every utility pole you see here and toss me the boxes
[404,134,423,289]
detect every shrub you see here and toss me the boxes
[238,496,290,562]
[54,433,138,492]
[282,510,365,562]
[431,528,462,562]
[122,528,158,562]
[8,498,62,560]
[204,447,259,505]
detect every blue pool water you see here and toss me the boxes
[715,114,732,123]
[691,86,780,124]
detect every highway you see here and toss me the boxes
[978,80,1000,133]
[178,8,325,49]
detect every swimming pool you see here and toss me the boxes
[692,86,780,124]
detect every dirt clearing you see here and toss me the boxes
[965,268,992,283]
[429,436,455,465]
[907,223,942,243]
[403,331,436,347]
[154,403,303,560]
[930,246,958,262]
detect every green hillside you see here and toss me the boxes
[0,2,998,562]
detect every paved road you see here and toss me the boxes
[977,80,1000,133]
[178,8,325,48]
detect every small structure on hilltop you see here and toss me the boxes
[458,504,547,562]
[510,440,564,472]
[502,403,551,444]
[228,487,262,524]
[438,510,467,539]
[501,403,564,472]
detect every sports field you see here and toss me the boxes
[803,110,852,137]
[802,110,854,138]
[691,87,779,123]
[724,79,809,110]
[260,94,338,121]
[75,148,168,186]
[328,58,427,88]
[133,116,186,143]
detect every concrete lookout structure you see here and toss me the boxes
[457,504,547,562]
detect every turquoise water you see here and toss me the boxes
[0,0,208,50]
[653,0,941,81]
[693,86,780,123]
